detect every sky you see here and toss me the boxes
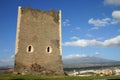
[0,0,120,66]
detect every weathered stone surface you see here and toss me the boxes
[14,6,64,75]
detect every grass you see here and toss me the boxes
[0,74,120,80]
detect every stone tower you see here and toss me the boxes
[14,6,64,75]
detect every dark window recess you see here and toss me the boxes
[47,47,50,53]
[27,45,33,53]
[28,46,32,52]
[46,46,52,53]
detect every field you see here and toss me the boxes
[0,74,120,80]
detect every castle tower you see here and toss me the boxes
[14,6,64,75]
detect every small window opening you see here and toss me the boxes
[27,45,34,53]
[28,46,31,52]
[46,46,52,53]
[47,47,50,53]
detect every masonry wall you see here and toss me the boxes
[14,7,64,75]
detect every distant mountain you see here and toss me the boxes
[63,56,120,68]
[0,61,4,67]
[0,60,14,68]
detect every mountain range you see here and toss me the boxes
[63,56,120,68]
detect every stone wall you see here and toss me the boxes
[14,7,64,75]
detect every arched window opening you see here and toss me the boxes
[46,46,52,53]
[47,47,50,53]
[27,45,34,53]
[28,46,32,52]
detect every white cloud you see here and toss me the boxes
[11,55,14,58]
[70,36,80,40]
[89,11,120,30]
[104,0,120,6]
[95,52,100,55]
[111,19,120,24]
[63,39,102,47]
[112,11,120,22]
[63,35,120,47]
[88,18,111,29]
[63,19,70,26]
[103,36,120,47]
[86,34,93,38]
[96,37,104,41]
[64,54,87,59]
[90,27,99,30]
[111,11,120,24]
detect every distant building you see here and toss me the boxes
[14,6,64,75]
[115,69,120,75]
[0,67,13,73]
[95,69,112,76]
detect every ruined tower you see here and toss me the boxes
[14,6,64,75]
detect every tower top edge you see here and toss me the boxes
[18,6,21,9]
[18,6,61,12]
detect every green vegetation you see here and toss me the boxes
[0,74,120,80]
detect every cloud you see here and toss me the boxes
[104,0,120,6]
[86,34,93,38]
[112,11,120,20]
[88,11,120,30]
[63,19,70,26]
[88,18,111,27]
[63,35,120,47]
[63,54,87,59]
[11,55,14,58]
[88,18,111,29]
[63,39,102,47]
[70,36,80,40]
[96,37,104,41]
[95,52,100,55]
[111,11,120,24]
[103,36,120,47]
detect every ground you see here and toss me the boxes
[0,74,120,80]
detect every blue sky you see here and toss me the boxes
[0,0,120,66]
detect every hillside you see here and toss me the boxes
[63,56,120,68]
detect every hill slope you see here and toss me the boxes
[63,56,120,68]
